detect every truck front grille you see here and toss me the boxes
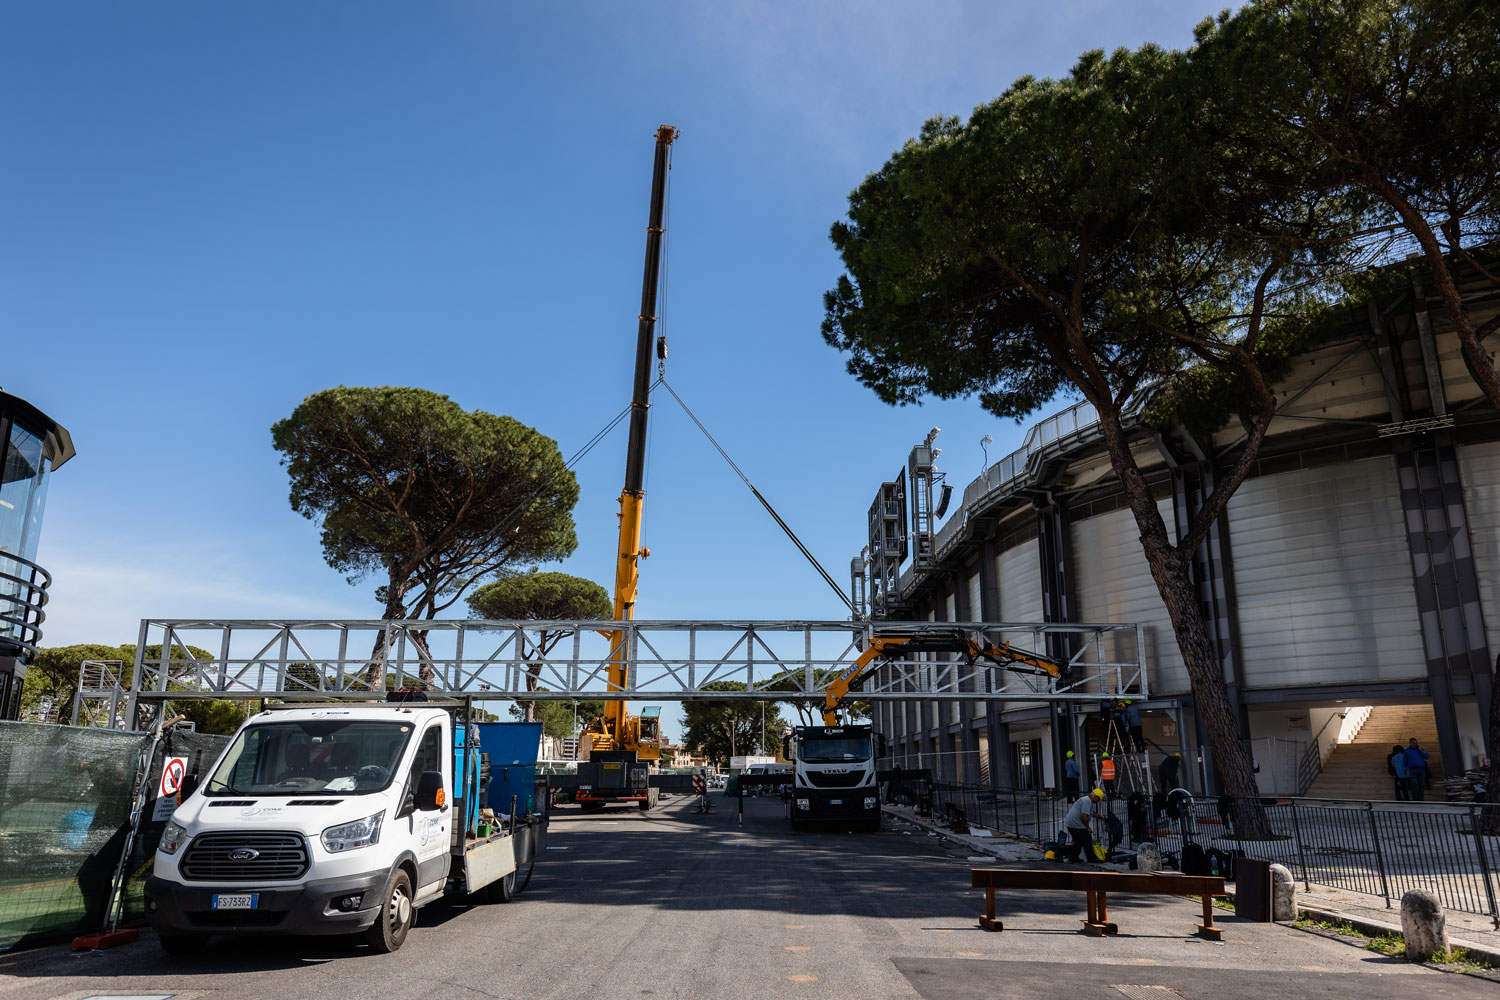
[804,771,868,788]
[180,832,310,882]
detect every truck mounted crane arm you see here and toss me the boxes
[821,629,1063,725]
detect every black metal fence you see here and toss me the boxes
[921,780,1500,925]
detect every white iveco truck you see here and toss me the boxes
[783,724,885,832]
[146,700,540,954]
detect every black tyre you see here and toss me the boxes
[862,817,882,833]
[158,932,209,956]
[485,868,517,903]
[365,868,414,953]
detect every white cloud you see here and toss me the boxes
[39,535,370,648]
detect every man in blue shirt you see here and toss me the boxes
[1387,744,1410,800]
[1403,739,1430,801]
[1063,750,1080,797]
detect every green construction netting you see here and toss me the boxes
[0,722,146,949]
[0,721,232,950]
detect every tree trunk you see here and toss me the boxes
[1097,414,1270,836]
[1366,174,1500,414]
[363,584,412,689]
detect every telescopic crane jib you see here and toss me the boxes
[576,125,677,781]
[820,628,1064,726]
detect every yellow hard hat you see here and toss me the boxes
[1091,788,1105,799]
[1066,750,1074,758]
[1102,752,1110,758]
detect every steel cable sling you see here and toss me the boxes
[656,376,860,618]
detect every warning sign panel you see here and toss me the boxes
[160,756,188,799]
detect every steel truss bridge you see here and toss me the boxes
[81,619,1147,729]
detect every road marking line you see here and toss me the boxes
[786,975,818,982]
[783,924,807,929]
[955,951,984,957]
[784,945,811,951]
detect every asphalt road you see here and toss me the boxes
[1,795,1492,1000]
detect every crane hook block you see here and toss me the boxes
[656,336,668,360]
[640,547,651,558]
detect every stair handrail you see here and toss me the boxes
[1295,712,1348,795]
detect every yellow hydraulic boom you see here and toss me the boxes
[821,629,1063,725]
[577,125,678,761]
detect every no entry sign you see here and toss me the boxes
[160,756,189,799]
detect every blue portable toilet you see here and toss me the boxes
[475,722,543,818]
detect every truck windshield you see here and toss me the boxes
[798,737,872,763]
[205,720,414,796]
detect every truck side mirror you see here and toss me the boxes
[416,770,446,811]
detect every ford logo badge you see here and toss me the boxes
[228,848,260,861]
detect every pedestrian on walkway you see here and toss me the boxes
[1387,744,1410,800]
[1121,700,1144,752]
[1063,751,1080,797]
[1061,788,1105,864]
[1404,739,1430,800]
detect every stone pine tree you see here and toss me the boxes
[468,571,611,722]
[1199,0,1500,819]
[1200,0,1500,408]
[682,681,787,767]
[272,387,579,687]
[822,45,1362,830]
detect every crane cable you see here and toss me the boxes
[655,377,862,619]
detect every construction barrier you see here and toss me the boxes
[0,722,146,949]
[0,720,230,950]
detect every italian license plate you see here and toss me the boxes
[829,799,843,806]
[211,893,258,910]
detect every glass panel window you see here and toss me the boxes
[0,423,50,563]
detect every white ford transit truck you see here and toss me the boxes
[145,698,541,953]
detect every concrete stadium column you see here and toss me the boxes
[978,536,1010,787]
[1035,493,1076,780]
[1395,441,1494,775]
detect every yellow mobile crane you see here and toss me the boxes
[572,126,677,812]
[820,628,1063,725]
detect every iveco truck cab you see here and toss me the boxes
[784,724,885,832]
[145,700,541,954]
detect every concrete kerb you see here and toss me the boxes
[1292,902,1500,967]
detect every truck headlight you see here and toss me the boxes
[795,798,810,811]
[864,797,877,810]
[160,820,188,855]
[322,811,384,853]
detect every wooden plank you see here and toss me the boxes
[970,868,1225,896]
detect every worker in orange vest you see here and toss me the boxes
[1099,753,1116,800]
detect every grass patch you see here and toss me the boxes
[1185,894,1236,911]
[1294,916,1364,938]
[1292,917,1495,973]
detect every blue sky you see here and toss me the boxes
[6,1,1225,738]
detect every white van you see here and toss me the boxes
[146,702,538,953]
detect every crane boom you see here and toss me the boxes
[821,629,1063,725]
[592,124,677,756]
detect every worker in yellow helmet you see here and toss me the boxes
[1060,788,1106,864]
[1099,752,1116,799]
[1063,749,1080,797]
